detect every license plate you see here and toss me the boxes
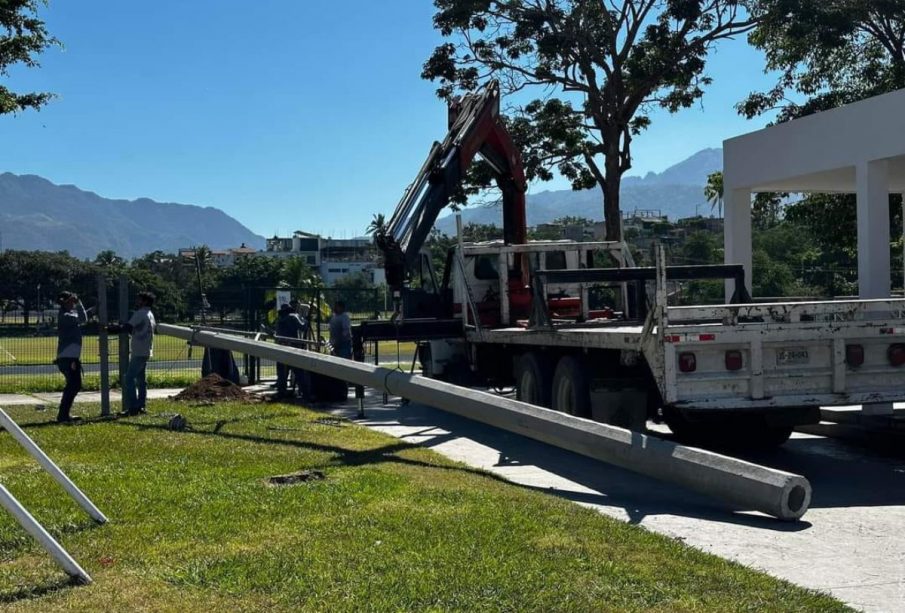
[776,348,809,366]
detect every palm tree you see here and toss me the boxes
[366,213,387,237]
[704,171,724,218]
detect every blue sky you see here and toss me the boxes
[0,1,776,239]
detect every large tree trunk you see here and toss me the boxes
[603,150,623,242]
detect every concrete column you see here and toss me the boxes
[856,160,890,299]
[723,188,752,301]
[857,161,893,416]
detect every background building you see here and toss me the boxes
[263,231,385,286]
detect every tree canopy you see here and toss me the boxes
[423,0,757,240]
[741,0,905,121]
[0,0,59,115]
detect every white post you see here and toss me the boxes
[0,484,92,583]
[0,409,107,524]
[856,160,891,299]
[857,161,893,416]
[723,188,752,301]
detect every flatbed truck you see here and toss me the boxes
[357,80,905,447]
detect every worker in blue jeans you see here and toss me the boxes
[109,291,157,416]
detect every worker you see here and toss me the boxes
[55,291,87,424]
[329,300,352,359]
[109,291,156,416]
[275,302,307,398]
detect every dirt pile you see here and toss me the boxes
[173,374,261,403]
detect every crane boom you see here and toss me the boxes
[376,81,527,291]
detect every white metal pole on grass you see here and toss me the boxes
[0,484,92,583]
[0,408,107,524]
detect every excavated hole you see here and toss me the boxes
[268,469,326,486]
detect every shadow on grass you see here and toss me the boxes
[331,401,819,532]
[107,408,813,533]
[0,576,82,605]
[109,414,525,490]
[15,414,122,430]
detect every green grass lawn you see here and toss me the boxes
[0,336,194,366]
[0,400,846,612]
[0,337,415,367]
[0,372,201,395]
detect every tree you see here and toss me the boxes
[681,230,721,265]
[331,272,383,313]
[1,1,60,115]
[704,171,724,218]
[741,1,905,121]
[282,256,319,288]
[0,250,86,326]
[93,249,126,277]
[366,213,387,237]
[423,1,758,241]
[461,223,503,243]
[214,255,283,290]
[751,191,784,230]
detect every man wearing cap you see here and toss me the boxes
[55,291,88,423]
[275,302,307,398]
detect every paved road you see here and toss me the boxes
[333,392,905,613]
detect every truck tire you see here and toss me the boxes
[750,424,794,448]
[515,352,552,408]
[552,355,591,418]
[663,409,793,449]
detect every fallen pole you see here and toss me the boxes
[161,323,812,520]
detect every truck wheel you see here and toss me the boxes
[749,424,794,448]
[663,409,793,449]
[552,356,591,418]
[515,353,552,408]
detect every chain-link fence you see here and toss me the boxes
[0,281,412,394]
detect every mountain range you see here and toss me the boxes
[0,173,265,259]
[0,147,722,259]
[435,147,722,234]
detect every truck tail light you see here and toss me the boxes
[678,352,696,373]
[888,344,905,367]
[725,350,743,371]
[845,344,864,368]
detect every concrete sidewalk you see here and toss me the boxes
[334,392,905,613]
[0,389,184,408]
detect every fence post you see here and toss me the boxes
[96,276,111,417]
[117,276,129,385]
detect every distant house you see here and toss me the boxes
[178,243,259,268]
[265,231,321,267]
[677,216,724,234]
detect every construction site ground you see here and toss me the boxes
[330,389,905,613]
[6,382,901,610]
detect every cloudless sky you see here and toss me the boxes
[0,1,777,239]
